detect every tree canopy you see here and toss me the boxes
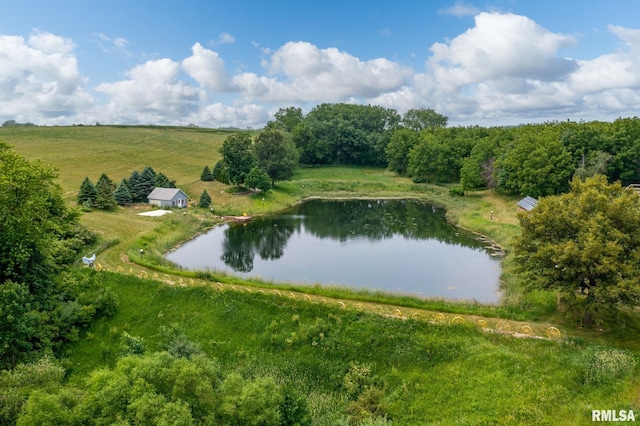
[513,175,640,321]
[253,129,299,185]
[16,350,309,425]
[220,133,256,187]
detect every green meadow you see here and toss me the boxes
[2,126,639,424]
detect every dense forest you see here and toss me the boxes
[266,104,640,198]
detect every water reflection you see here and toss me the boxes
[167,199,502,302]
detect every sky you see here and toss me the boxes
[1,0,639,128]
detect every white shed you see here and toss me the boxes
[147,188,189,208]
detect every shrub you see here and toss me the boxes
[449,185,465,196]
[579,348,637,386]
[119,332,146,356]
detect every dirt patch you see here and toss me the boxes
[138,209,173,217]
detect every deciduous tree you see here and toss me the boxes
[402,108,448,131]
[514,175,640,322]
[253,130,298,185]
[220,133,256,187]
[244,166,271,192]
[386,128,420,175]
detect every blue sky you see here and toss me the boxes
[1,1,639,128]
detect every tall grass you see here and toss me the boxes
[64,270,639,425]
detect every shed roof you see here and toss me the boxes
[517,196,538,211]
[147,187,187,201]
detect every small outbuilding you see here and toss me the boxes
[517,196,538,212]
[147,188,189,208]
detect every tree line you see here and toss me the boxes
[78,167,176,210]
[240,104,640,199]
[0,142,115,371]
[214,129,299,192]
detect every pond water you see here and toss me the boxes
[167,199,502,303]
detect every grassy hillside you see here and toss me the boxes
[0,125,234,201]
[2,125,639,424]
[62,270,638,425]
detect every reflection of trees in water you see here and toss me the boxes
[220,218,298,271]
[295,199,484,248]
[220,199,486,272]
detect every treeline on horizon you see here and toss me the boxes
[264,104,640,198]
[5,105,640,198]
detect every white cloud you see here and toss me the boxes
[428,13,577,90]
[234,41,413,103]
[217,32,235,45]
[419,12,591,123]
[3,14,640,128]
[0,30,93,124]
[182,42,229,91]
[439,1,480,17]
[93,33,132,57]
[96,58,203,124]
[196,102,269,128]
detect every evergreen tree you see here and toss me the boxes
[127,171,143,201]
[77,177,97,206]
[94,178,117,210]
[213,160,230,184]
[114,180,133,206]
[96,173,116,191]
[155,172,174,188]
[200,165,213,181]
[138,166,157,198]
[198,190,212,208]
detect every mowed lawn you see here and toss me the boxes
[0,125,233,200]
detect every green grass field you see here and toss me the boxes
[62,270,639,425]
[1,125,234,200]
[3,126,639,424]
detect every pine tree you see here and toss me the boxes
[199,190,212,208]
[114,180,133,206]
[155,172,173,188]
[127,171,143,202]
[94,178,117,210]
[78,177,97,206]
[138,166,157,199]
[213,160,230,184]
[96,173,116,191]
[200,165,213,181]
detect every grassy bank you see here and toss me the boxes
[62,270,639,425]
[4,126,639,423]
[0,125,566,323]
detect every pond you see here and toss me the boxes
[167,199,502,303]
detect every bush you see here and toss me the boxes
[578,348,637,386]
[119,332,146,356]
[449,185,465,196]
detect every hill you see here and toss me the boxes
[1,125,638,424]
